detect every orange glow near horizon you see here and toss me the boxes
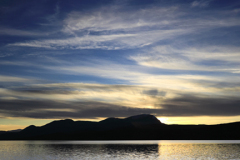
[157,116,240,125]
[0,125,26,131]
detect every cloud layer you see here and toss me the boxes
[0,81,240,120]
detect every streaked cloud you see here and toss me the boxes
[191,0,212,8]
[130,45,240,73]
[62,6,179,33]
[0,27,50,37]
[9,29,187,50]
[0,75,36,82]
[1,92,240,120]
[6,1,240,50]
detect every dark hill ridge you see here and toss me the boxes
[99,114,162,130]
[1,114,240,140]
[0,129,22,136]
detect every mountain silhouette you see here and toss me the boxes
[1,114,240,140]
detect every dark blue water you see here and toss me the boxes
[0,140,240,159]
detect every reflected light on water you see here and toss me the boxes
[158,141,240,159]
[0,141,240,159]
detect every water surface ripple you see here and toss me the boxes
[0,140,240,160]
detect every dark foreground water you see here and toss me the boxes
[0,140,240,159]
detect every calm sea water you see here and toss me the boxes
[0,140,240,160]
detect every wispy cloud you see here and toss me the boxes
[0,27,50,37]
[62,6,179,33]
[5,1,240,51]
[6,2,240,51]
[191,0,212,8]
[9,29,187,50]
[0,75,36,83]
[130,45,240,73]
[2,56,240,96]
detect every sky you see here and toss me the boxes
[0,0,240,130]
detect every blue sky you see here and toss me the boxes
[1,0,240,130]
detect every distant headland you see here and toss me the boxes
[1,114,240,140]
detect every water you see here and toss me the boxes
[0,140,240,160]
